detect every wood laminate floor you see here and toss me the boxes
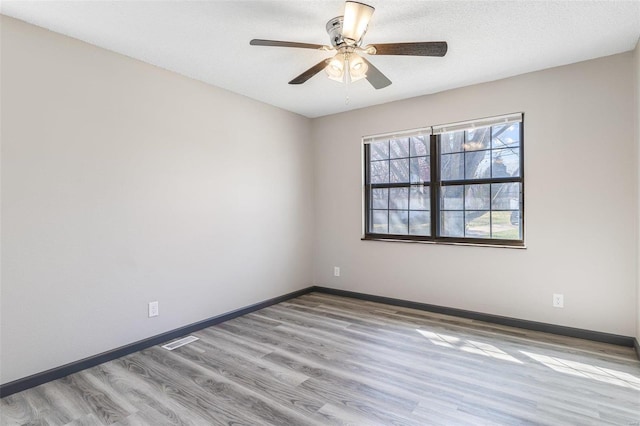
[2,292,639,425]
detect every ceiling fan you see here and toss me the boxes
[250,1,448,89]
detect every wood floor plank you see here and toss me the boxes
[174,340,325,417]
[260,312,600,412]
[86,362,210,426]
[139,346,323,426]
[63,412,105,426]
[192,330,311,387]
[54,372,133,425]
[314,402,386,425]
[0,394,39,425]
[2,292,639,425]
[116,352,260,426]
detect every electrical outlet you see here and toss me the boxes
[149,301,159,317]
[334,266,340,277]
[552,294,564,308]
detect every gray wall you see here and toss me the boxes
[312,52,637,337]
[0,16,313,384]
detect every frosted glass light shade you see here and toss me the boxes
[349,54,368,81]
[325,52,368,83]
[342,1,375,43]
[326,54,345,81]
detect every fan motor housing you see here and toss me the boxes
[326,16,346,47]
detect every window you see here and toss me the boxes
[364,113,523,246]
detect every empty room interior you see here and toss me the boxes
[2,1,640,425]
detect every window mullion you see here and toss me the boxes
[489,126,492,238]
[430,134,439,238]
[387,140,391,233]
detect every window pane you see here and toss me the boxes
[465,211,490,238]
[441,131,464,154]
[463,127,490,151]
[371,188,388,209]
[390,159,410,183]
[465,184,490,210]
[410,156,430,183]
[492,148,520,178]
[465,150,491,179]
[410,136,429,156]
[366,117,523,244]
[389,187,409,209]
[441,153,464,181]
[389,210,409,234]
[409,186,430,210]
[371,210,388,234]
[390,138,409,159]
[409,211,430,236]
[492,122,520,149]
[370,160,389,183]
[491,183,520,210]
[441,185,463,210]
[441,211,464,237]
[491,211,521,240]
[370,141,389,161]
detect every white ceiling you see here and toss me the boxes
[2,1,639,118]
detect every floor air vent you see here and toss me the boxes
[162,335,199,351]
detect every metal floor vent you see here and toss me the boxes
[162,335,199,351]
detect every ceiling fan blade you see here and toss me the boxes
[250,39,327,50]
[342,1,375,43]
[289,60,330,85]
[369,42,448,57]
[361,57,391,89]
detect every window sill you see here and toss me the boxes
[361,236,526,249]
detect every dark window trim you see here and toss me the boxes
[363,115,524,248]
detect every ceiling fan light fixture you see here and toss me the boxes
[342,1,375,44]
[325,52,368,83]
[349,53,368,81]
[326,54,345,81]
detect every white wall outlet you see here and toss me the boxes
[334,266,340,277]
[148,301,159,317]
[553,294,564,308]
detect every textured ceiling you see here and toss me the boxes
[2,1,639,118]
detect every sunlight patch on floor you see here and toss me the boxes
[416,329,460,348]
[417,329,521,363]
[520,350,640,390]
[461,339,522,364]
